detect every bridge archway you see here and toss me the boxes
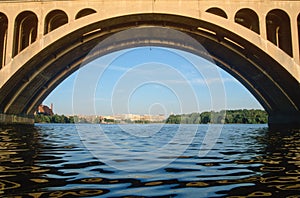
[0,12,8,69]
[235,8,259,34]
[298,13,300,59]
[206,8,227,19]
[75,8,96,19]
[13,11,38,57]
[44,10,68,35]
[0,13,299,128]
[266,9,293,57]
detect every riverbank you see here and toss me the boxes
[34,109,267,124]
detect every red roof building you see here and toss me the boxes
[36,104,54,116]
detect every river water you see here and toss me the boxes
[0,124,299,197]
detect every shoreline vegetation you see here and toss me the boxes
[34,109,267,124]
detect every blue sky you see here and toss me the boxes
[44,47,263,116]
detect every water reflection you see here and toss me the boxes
[0,125,107,197]
[222,129,300,197]
[0,124,299,197]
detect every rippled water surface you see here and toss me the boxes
[0,124,299,197]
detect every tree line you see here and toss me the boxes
[165,109,267,124]
[34,114,76,123]
[35,109,268,124]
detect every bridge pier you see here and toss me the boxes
[0,114,34,125]
[268,113,300,131]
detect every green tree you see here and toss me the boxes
[165,109,267,124]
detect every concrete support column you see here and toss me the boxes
[5,15,15,64]
[259,12,267,41]
[290,14,300,65]
[37,10,45,40]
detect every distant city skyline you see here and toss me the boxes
[44,47,263,116]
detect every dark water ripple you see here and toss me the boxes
[0,124,299,197]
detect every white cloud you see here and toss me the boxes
[157,77,238,86]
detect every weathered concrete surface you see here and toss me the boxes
[0,114,34,125]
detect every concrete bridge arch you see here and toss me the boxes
[0,1,299,129]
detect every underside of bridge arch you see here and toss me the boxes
[0,14,299,129]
